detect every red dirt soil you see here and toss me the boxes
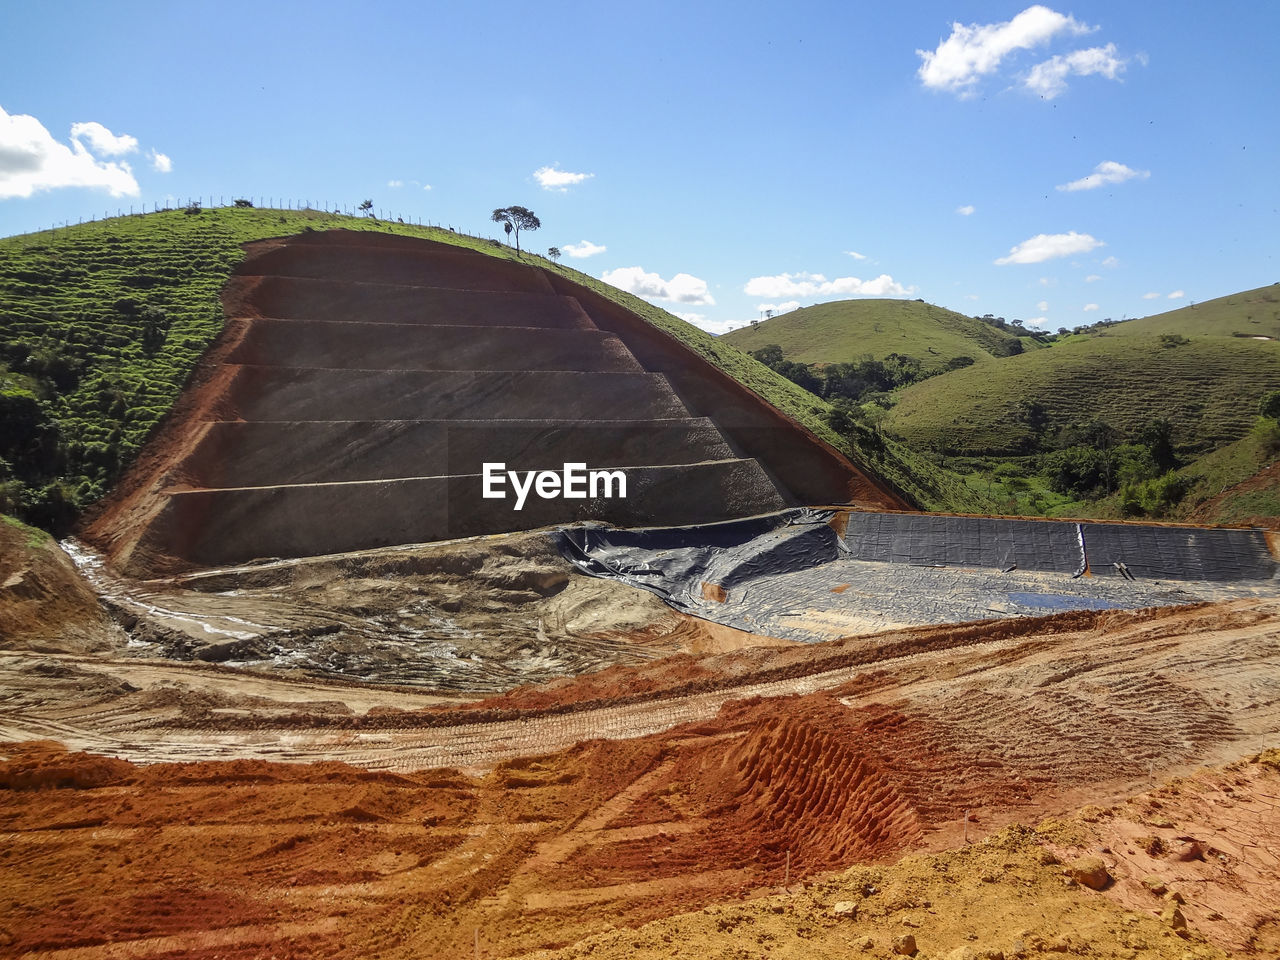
[3,650,1275,959]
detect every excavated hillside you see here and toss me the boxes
[6,224,1279,960]
[82,230,904,576]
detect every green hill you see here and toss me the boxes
[722,299,1024,369]
[0,207,989,530]
[884,334,1280,456]
[1104,283,1280,340]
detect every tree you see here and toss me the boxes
[491,206,540,253]
[139,305,170,357]
[358,199,374,216]
[1139,418,1179,472]
[547,246,561,263]
[750,344,785,367]
[1259,390,1280,420]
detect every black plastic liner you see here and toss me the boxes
[1081,523,1275,581]
[556,511,1276,613]
[553,508,840,612]
[843,513,1275,582]
[844,513,1086,574]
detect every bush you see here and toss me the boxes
[1259,418,1280,457]
[1044,446,1113,497]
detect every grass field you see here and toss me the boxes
[884,334,1280,456]
[1102,283,1280,340]
[721,298,1024,369]
[0,207,989,528]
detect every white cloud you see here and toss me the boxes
[956,204,976,215]
[602,266,716,305]
[917,5,1093,96]
[1057,160,1149,192]
[149,149,172,173]
[69,120,138,156]
[563,240,606,258]
[1085,274,1102,282]
[387,179,404,188]
[423,183,432,191]
[1037,300,1050,312]
[1083,303,1099,311]
[684,314,745,335]
[965,294,980,301]
[846,250,868,260]
[1025,43,1128,98]
[995,231,1103,265]
[1142,292,1161,299]
[1101,256,1120,268]
[744,271,910,299]
[534,165,594,191]
[0,106,139,198]
[1038,276,1057,286]
[1168,290,1186,299]
[1025,316,1051,328]
[757,301,801,315]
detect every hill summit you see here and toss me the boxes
[722,299,1025,369]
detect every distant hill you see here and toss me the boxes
[884,334,1280,456]
[1104,283,1280,340]
[721,299,1024,370]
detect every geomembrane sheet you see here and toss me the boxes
[1081,522,1276,581]
[844,513,1085,574]
[555,510,1276,642]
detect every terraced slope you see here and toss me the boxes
[4,208,991,529]
[721,299,1024,368]
[85,230,903,574]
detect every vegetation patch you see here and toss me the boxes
[883,335,1280,458]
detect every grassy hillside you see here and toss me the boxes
[721,299,1024,369]
[0,207,988,530]
[884,334,1280,456]
[1104,283,1280,340]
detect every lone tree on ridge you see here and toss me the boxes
[358,199,373,216]
[491,206,540,253]
[547,246,561,263]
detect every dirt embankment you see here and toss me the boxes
[0,518,120,653]
[531,752,1280,960]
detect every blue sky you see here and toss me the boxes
[2,1,1277,334]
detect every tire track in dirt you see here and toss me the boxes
[3,600,1279,777]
